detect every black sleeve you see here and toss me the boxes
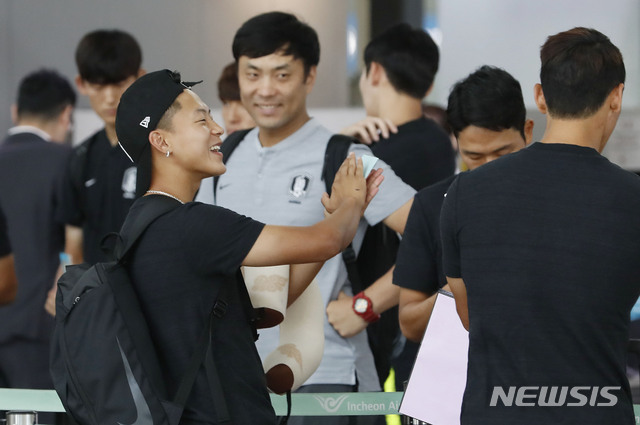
[182,203,265,276]
[55,146,86,227]
[393,191,441,294]
[441,175,462,278]
[0,206,10,257]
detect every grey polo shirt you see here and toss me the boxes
[215,118,415,390]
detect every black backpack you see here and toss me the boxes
[50,195,232,425]
[215,129,400,388]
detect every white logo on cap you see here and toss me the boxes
[139,116,150,128]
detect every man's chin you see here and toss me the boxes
[252,115,284,130]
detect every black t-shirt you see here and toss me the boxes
[394,174,456,294]
[0,132,70,342]
[0,206,9,257]
[127,196,274,425]
[371,116,455,191]
[57,129,137,264]
[441,143,640,424]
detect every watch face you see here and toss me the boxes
[354,298,369,313]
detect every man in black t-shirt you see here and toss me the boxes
[114,69,382,424]
[56,29,144,265]
[341,23,455,190]
[441,28,638,424]
[334,23,456,391]
[394,66,532,342]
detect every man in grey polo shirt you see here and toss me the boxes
[213,12,414,425]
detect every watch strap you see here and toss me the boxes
[352,291,381,323]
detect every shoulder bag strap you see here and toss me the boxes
[322,134,364,293]
[213,128,252,203]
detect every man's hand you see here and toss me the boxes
[322,155,384,216]
[326,291,367,338]
[321,153,366,214]
[340,117,398,145]
[45,283,56,317]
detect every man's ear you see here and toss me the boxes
[10,105,17,125]
[368,62,385,86]
[609,83,624,113]
[148,130,169,155]
[304,65,317,94]
[59,105,73,128]
[75,75,88,95]
[533,84,547,115]
[523,119,534,146]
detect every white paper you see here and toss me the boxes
[399,292,469,425]
[362,154,378,178]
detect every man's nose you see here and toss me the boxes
[229,103,242,122]
[104,86,118,104]
[256,76,276,97]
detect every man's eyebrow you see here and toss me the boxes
[246,62,291,71]
[194,108,210,117]
[463,143,513,156]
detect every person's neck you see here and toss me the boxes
[104,125,119,147]
[375,93,423,127]
[148,162,202,204]
[538,115,608,153]
[146,179,199,204]
[257,114,311,148]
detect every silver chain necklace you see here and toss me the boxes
[145,190,184,204]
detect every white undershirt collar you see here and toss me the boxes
[7,125,52,142]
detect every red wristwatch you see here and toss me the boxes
[352,291,381,323]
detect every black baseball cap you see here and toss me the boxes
[116,69,201,197]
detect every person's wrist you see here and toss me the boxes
[352,291,380,323]
[336,196,359,211]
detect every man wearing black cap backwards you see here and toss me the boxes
[115,69,382,424]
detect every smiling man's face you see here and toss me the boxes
[237,52,316,145]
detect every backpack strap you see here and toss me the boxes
[114,195,182,260]
[213,128,253,203]
[322,135,365,293]
[235,269,261,341]
[278,390,292,425]
[114,195,233,421]
[174,275,234,424]
[321,134,354,193]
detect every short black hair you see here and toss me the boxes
[540,27,625,119]
[217,62,240,102]
[447,65,526,138]
[75,29,142,85]
[232,12,320,76]
[16,69,76,121]
[364,23,439,99]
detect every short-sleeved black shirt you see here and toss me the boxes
[370,117,455,191]
[441,143,640,424]
[394,174,456,294]
[0,206,10,257]
[57,130,137,264]
[127,196,274,424]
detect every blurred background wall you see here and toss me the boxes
[0,0,639,167]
